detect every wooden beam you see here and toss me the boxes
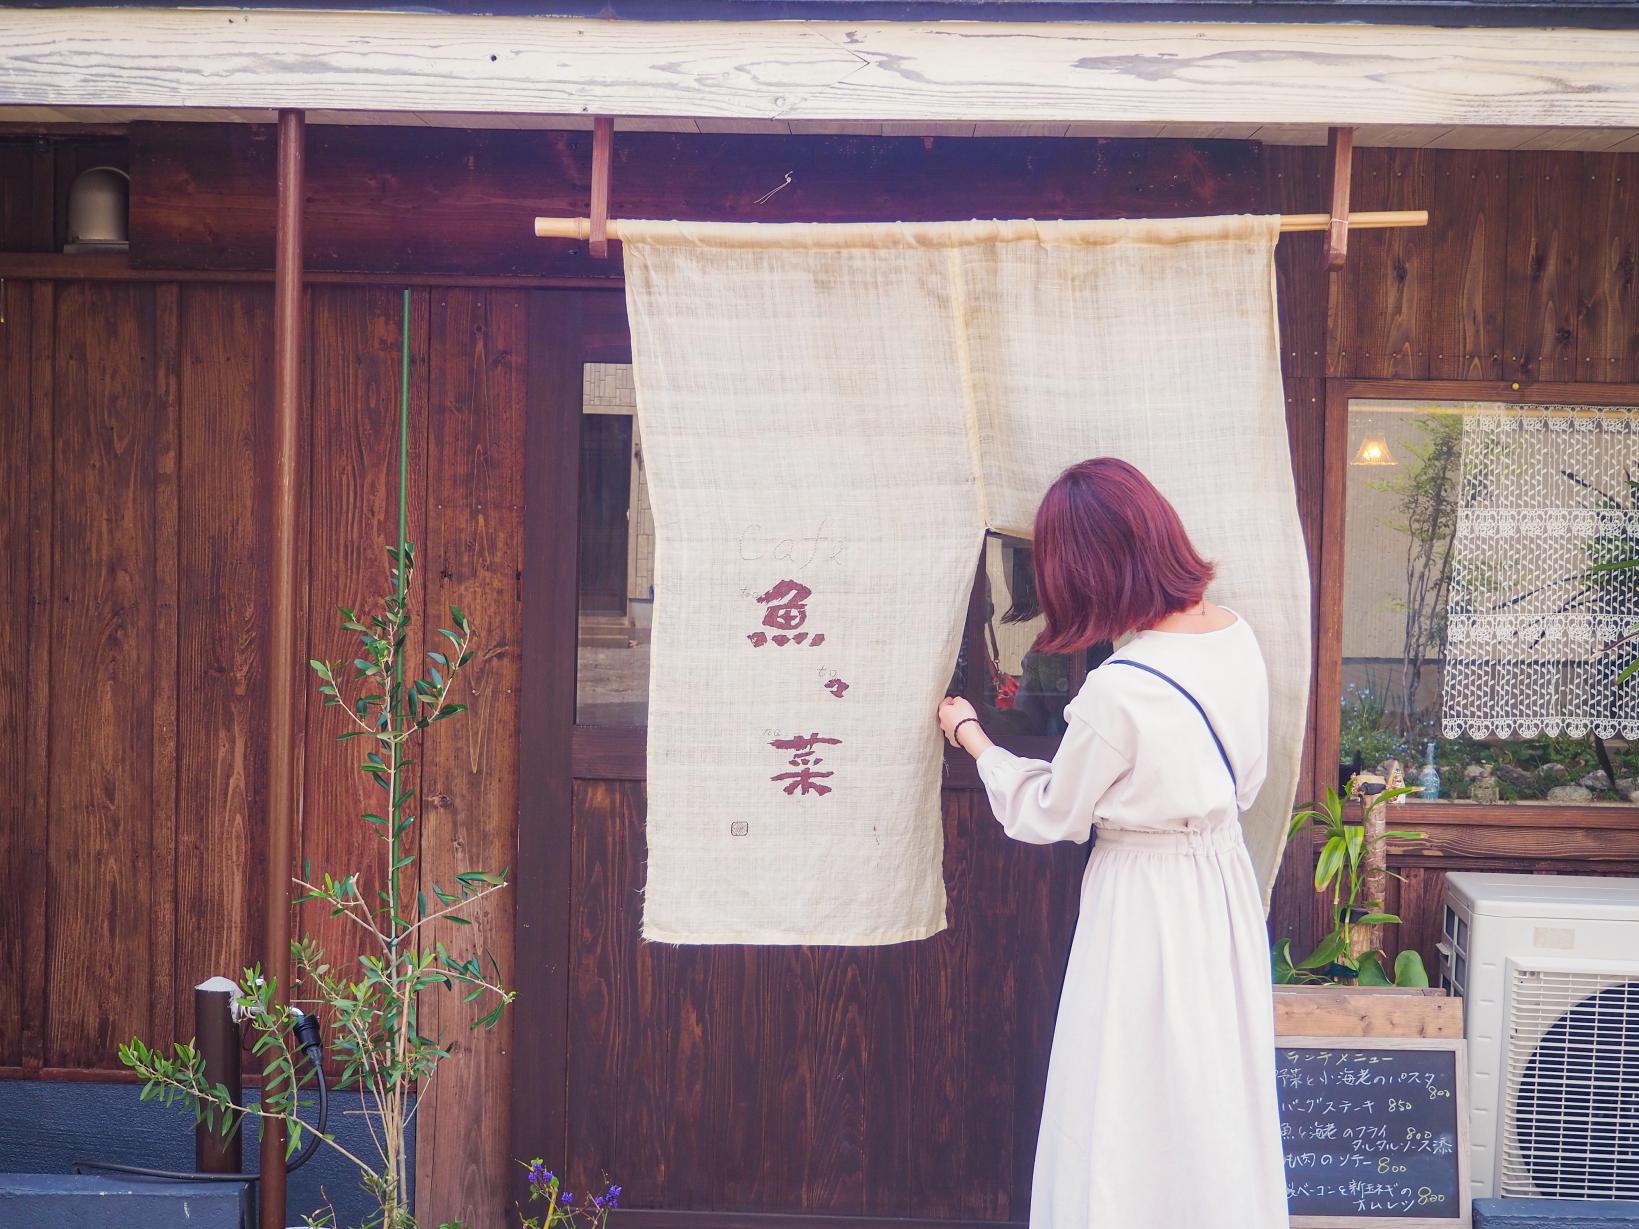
[4,11,1639,129]
[260,106,304,1229]
[126,124,1263,277]
[1273,986,1463,1040]
[11,110,1639,151]
[0,251,624,290]
[1325,126,1354,271]
[589,116,613,260]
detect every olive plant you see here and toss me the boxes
[122,542,512,1229]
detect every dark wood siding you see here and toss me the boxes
[174,284,274,1044]
[565,780,1084,1220]
[416,287,529,1220]
[45,281,169,1068]
[125,125,1261,278]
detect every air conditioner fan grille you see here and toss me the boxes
[1502,970,1639,1201]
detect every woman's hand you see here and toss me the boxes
[938,695,976,746]
[938,696,995,759]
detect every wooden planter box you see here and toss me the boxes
[1274,983,1464,1039]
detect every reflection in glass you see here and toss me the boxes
[1340,399,1638,805]
[955,536,1089,739]
[575,364,652,726]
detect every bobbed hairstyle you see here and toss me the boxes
[1031,457,1216,654]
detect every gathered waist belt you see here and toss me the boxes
[1094,823,1244,855]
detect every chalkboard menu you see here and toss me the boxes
[1278,1038,1471,1228]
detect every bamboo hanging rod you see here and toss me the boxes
[531,210,1428,241]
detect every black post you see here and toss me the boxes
[193,978,243,1174]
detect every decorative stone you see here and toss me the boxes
[1578,771,1611,791]
[1495,763,1533,789]
[1469,771,1501,805]
[1546,784,1594,804]
[1464,764,1486,781]
[1538,762,1568,781]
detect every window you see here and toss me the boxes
[575,363,653,726]
[1340,398,1639,806]
[572,366,1091,739]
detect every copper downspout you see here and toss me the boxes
[261,107,306,1229]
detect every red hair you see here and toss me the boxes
[1031,458,1216,653]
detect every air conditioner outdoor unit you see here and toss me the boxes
[1442,871,1639,1203]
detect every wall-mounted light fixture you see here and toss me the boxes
[64,166,130,253]
[1351,434,1397,466]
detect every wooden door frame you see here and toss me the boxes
[513,285,640,1215]
[509,287,1051,1227]
[513,288,584,1213]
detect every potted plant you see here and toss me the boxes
[1271,781,1462,1040]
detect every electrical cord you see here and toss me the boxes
[75,1011,330,1184]
[287,1010,328,1174]
[71,1161,260,1185]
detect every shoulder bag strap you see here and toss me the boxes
[1104,659,1238,795]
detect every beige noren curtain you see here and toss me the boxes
[623,215,1310,946]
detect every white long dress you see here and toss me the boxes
[975,612,1289,1229]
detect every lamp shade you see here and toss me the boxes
[1352,434,1397,466]
[64,166,130,253]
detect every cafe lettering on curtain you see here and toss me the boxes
[623,215,1311,945]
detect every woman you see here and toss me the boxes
[937,458,1288,1229]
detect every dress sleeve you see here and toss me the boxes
[974,712,1132,846]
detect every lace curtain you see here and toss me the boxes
[1442,405,1639,741]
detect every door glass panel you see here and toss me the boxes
[576,363,652,725]
[950,535,1086,738]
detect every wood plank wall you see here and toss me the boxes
[0,275,527,1224]
[3,129,1639,1227]
[1324,148,1639,383]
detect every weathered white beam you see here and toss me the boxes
[1419,124,1555,150]
[3,9,1639,129]
[4,103,1637,154]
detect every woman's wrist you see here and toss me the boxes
[953,717,993,760]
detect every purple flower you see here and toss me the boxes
[606,1185,622,1208]
[561,1192,574,1205]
